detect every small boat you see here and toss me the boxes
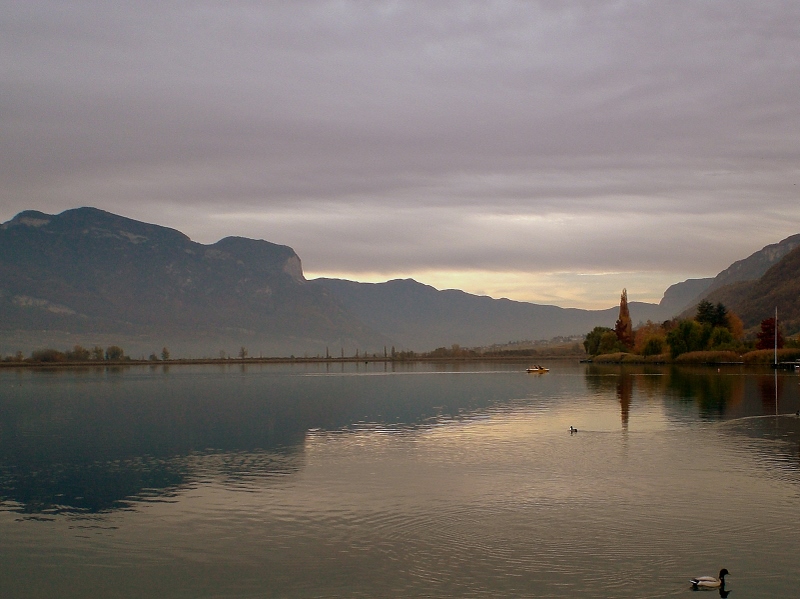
[526,365,549,373]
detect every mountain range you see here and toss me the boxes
[0,208,388,357]
[700,244,800,334]
[1,207,797,357]
[314,278,666,350]
[664,233,800,316]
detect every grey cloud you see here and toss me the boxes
[2,1,800,303]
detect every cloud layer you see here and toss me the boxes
[3,1,800,307]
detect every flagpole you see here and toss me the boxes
[775,306,779,416]
[774,307,778,367]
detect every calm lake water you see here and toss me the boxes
[1,361,799,598]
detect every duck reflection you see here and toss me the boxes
[690,585,730,597]
[692,587,731,597]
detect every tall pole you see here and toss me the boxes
[775,307,779,416]
[775,361,779,416]
[774,306,778,367]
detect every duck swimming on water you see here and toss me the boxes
[569,426,578,433]
[690,568,729,589]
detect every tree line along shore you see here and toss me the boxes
[6,292,800,368]
[583,292,800,366]
[1,341,586,368]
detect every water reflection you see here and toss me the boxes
[757,372,783,412]
[584,364,800,491]
[0,454,189,515]
[584,366,652,429]
[617,374,632,429]
[0,364,535,515]
[720,413,800,482]
[663,367,745,418]
[3,363,799,518]
[2,363,800,598]
[585,364,800,423]
[0,373,313,514]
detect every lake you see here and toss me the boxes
[1,361,799,598]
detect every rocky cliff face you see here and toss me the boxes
[663,233,800,317]
[704,244,800,334]
[710,234,800,291]
[0,207,386,356]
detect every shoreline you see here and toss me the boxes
[2,353,798,370]
[0,354,586,369]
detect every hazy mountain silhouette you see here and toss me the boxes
[658,278,714,315]
[667,233,800,316]
[0,207,388,356]
[313,278,669,350]
[4,207,794,356]
[701,244,800,335]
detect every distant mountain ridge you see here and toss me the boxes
[313,278,669,350]
[708,233,800,292]
[0,207,388,356]
[2,207,796,356]
[658,278,714,315]
[666,233,800,316]
[702,244,800,335]
[0,207,672,356]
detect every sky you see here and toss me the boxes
[2,1,799,309]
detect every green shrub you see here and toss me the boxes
[584,326,613,355]
[642,337,664,356]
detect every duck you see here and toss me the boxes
[569,426,578,433]
[690,568,729,589]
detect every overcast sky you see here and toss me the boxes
[2,1,799,308]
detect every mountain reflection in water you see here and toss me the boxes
[1,362,799,599]
[0,363,530,515]
[0,368,311,514]
[1,363,799,516]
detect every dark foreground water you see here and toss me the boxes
[1,361,799,598]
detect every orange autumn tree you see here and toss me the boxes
[614,288,633,348]
[726,311,745,341]
[633,321,667,356]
